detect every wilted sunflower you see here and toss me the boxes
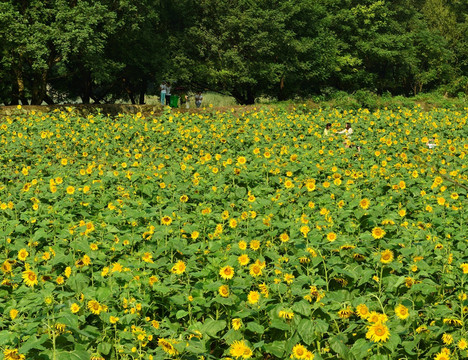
[158,338,179,356]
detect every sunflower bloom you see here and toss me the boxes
[219,285,229,298]
[291,344,308,359]
[380,249,394,264]
[87,300,102,315]
[171,260,186,275]
[219,266,234,280]
[22,270,38,287]
[359,198,370,209]
[229,340,252,359]
[395,304,409,320]
[372,227,386,239]
[232,318,242,330]
[356,304,369,319]
[366,322,390,342]
[247,291,260,305]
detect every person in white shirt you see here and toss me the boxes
[338,123,353,147]
[160,82,166,105]
[426,138,437,149]
[165,83,172,106]
[195,91,203,108]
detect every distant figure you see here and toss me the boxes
[185,94,190,109]
[323,123,332,136]
[338,122,353,148]
[426,138,437,149]
[165,83,172,106]
[195,91,203,108]
[160,82,166,105]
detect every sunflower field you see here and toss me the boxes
[0,105,467,360]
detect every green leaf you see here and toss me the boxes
[201,319,226,338]
[313,319,329,333]
[68,273,90,293]
[292,300,311,317]
[297,319,315,345]
[185,339,207,354]
[384,333,400,352]
[176,310,189,319]
[270,319,290,331]
[246,322,264,334]
[264,341,286,358]
[350,338,373,359]
[97,342,112,355]
[0,330,17,346]
[329,334,354,360]
[19,334,48,354]
[56,349,90,360]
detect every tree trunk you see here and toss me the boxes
[43,94,55,105]
[122,78,136,104]
[14,68,29,105]
[231,87,255,105]
[31,71,48,105]
[81,71,92,104]
[139,79,147,104]
[246,88,255,105]
[277,75,287,101]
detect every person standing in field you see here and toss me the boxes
[338,122,353,147]
[160,82,166,105]
[165,82,172,106]
[195,91,203,108]
[323,123,332,136]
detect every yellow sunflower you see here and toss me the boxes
[238,254,250,266]
[171,260,186,274]
[359,198,370,209]
[372,227,386,239]
[366,322,390,342]
[247,291,260,305]
[327,232,337,242]
[22,270,38,287]
[218,285,229,298]
[395,304,409,320]
[219,266,234,280]
[380,249,394,264]
[356,304,370,319]
[291,344,308,359]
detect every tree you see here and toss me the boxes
[0,0,117,105]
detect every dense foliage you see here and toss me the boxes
[0,105,467,359]
[1,0,468,105]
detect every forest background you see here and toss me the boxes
[1,0,467,106]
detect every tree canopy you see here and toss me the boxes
[1,0,467,105]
